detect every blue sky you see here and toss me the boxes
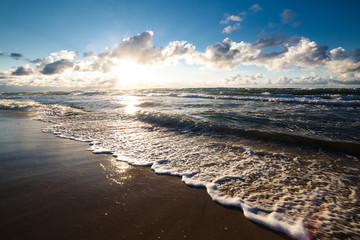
[1,0,360,90]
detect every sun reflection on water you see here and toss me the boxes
[122,96,140,115]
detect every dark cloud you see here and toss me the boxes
[40,59,74,75]
[12,66,34,76]
[203,38,246,68]
[331,79,360,85]
[280,9,297,24]
[83,52,95,58]
[327,48,360,73]
[252,34,288,49]
[28,58,44,63]
[291,21,302,27]
[257,49,288,60]
[330,48,360,61]
[10,53,23,59]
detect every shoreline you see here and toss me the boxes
[0,110,291,240]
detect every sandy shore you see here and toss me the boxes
[0,110,290,240]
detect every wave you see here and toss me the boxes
[137,111,360,155]
[0,99,86,119]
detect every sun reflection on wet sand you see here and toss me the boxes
[101,158,132,185]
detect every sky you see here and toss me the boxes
[1,0,360,91]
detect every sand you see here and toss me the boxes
[0,110,291,240]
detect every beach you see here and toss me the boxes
[0,110,289,240]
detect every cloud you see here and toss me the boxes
[331,79,360,85]
[200,35,329,71]
[75,57,114,73]
[11,65,34,76]
[249,4,262,13]
[110,31,197,65]
[201,38,259,68]
[220,12,246,34]
[225,73,263,85]
[2,31,360,89]
[28,58,44,63]
[40,59,74,75]
[327,47,360,73]
[280,9,297,24]
[0,51,3,56]
[274,72,360,87]
[220,12,246,25]
[291,21,302,27]
[268,22,276,28]
[222,23,242,34]
[51,50,77,61]
[10,53,23,60]
[161,40,197,61]
[90,33,360,77]
[111,31,159,64]
[275,76,290,85]
[264,37,329,70]
[83,51,95,58]
[70,32,197,73]
[251,34,289,49]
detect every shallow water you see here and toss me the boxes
[1,88,359,239]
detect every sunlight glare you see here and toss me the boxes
[113,60,153,88]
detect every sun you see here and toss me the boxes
[112,60,154,88]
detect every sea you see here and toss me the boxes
[1,88,359,240]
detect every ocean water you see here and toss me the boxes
[1,88,359,239]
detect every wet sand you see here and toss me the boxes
[0,110,290,240]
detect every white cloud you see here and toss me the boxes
[249,4,263,13]
[51,50,78,61]
[220,12,246,25]
[222,23,242,34]
[111,31,160,64]
[110,31,197,65]
[161,40,197,61]
[273,72,360,87]
[225,73,264,86]
[220,12,246,34]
